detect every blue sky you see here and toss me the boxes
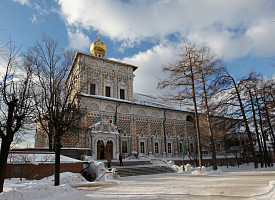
[1,0,275,96]
[1,0,275,147]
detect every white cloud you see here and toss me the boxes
[120,41,178,96]
[58,0,275,60]
[246,21,275,57]
[13,0,50,16]
[31,14,38,25]
[13,0,30,6]
[33,2,49,15]
[67,30,91,51]
[187,28,252,60]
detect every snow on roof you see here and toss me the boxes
[8,152,87,164]
[80,92,191,112]
[133,93,175,109]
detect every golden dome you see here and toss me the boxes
[90,32,106,57]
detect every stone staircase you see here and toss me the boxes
[106,160,176,177]
[109,160,152,167]
[115,165,176,177]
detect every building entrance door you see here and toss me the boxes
[97,140,105,159]
[105,140,113,159]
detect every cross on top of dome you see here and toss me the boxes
[90,25,107,58]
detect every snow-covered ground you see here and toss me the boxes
[1,164,275,200]
[0,172,88,200]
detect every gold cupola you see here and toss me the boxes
[90,27,106,58]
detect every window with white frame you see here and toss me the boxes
[202,150,208,155]
[154,142,159,154]
[167,143,172,153]
[105,86,111,97]
[140,142,145,153]
[90,84,96,95]
[122,141,127,153]
[120,89,125,99]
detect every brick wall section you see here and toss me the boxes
[6,163,84,180]
[136,119,148,135]
[117,118,131,133]
[61,131,78,148]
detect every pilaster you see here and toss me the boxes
[99,69,103,95]
[130,117,137,153]
[161,120,166,154]
[114,72,118,98]
[173,122,178,154]
[147,119,152,154]
[128,76,133,100]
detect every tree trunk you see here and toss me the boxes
[261,93,275,152]
[255,92,269,167]
[0,101,19,193]
[249,89,264,167]
[232,78,258,168]
[0,143,9,193]
[0,135,13,193]
[201,71,217,170]
[190,66,202,167]
[54,135,61,186]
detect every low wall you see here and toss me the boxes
[6,163,84,180]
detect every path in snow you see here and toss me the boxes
[58,169,275,200]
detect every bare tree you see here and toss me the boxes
[259,81,275,152]
[248,88,264,167]
[159,41,227,169]
[215,70,258,168]
[195,45,227,170]
[26,34,83,186]
[26,35,62,152]
[238,73,265,167]
[0,40,33,193]
[254,87,270,167]
[158,40,203,167]
[247,74,274,166]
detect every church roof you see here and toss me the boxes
[80,92,192,113]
